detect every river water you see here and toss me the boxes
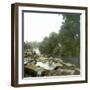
[36,61,56,70]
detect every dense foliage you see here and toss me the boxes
[39,14,80,57]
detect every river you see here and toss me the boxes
[36,61,56,70]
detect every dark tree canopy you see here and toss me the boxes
[39,32,59,57]
[39,14,80,58]
[58,14,80,57]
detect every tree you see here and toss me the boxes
[39,13,80,58]
[39,32,59,57]
[58,14,80,57]
[24,42,31,51]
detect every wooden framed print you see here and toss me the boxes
[11,3,88,87]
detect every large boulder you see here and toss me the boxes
[24,67,37,77]
[24,64,45,77]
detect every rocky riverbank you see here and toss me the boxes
[24,55,80,77]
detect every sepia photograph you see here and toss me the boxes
[24,12,80,77]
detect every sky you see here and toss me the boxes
[24,12,63,42]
